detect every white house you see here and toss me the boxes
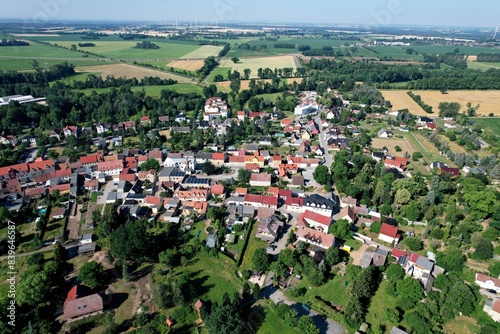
[296,226,335,252]
[303,194,335,217]
[163,155,195,172]
[298,210,332,233]
[378,223,400,244]
[204,97,229,121]
[294,102,318,116]
[96,123,110,134]
[483,299,500,322]
[475,273,500,293]
[377,128,393,138]
[249,173,272,187]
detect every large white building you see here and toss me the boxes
[204,97,229,121]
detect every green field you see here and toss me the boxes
[470,117,500,133]
[364,280,400,330]
[0,58,114,71]
[468,62,500,71]
[285,274,350,308]
[256,302,300,334]
[0,41,99,59]
[75,83,203,96]
[208,66,232,82]
[407,45,500,55]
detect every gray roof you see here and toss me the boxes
[78,243,96,253]
[207,232,217,248]
[304,194,335,210]
[415,256,434,272]
[183,176,210,185]
[106,192,117,201]
[390,327,409,334]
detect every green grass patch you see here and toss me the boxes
[344,239,362,251]
[408,45,500,55]
[467,62,500,71]
[470,117,500,133]
[90,192,99,203]
[286,274,350,309]
[0,58,112,72]
[0,41,98,59]
[443,316,480,334]
[207,66,232,82]
[239,222,268,271]
[255,301,300,334]
[364,280,399,330]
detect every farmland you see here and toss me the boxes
[380,90,428,115]
[416,90,500,116]
[470,117,500,133]
[76,83,203,96]
[0,41,98,59]
[180,45,222,59]
[215,78,291,92]
[467,62,500,71]
[74,63,196,83]
[0,57,113,71]
[371,137,414,156]
[167,59,205,71]
[211,55,297,80]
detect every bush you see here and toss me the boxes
[370,221,382,233]
[404,237,424,251]
[412,151,423,161]
[395,145,402,152]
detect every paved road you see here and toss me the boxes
[479,288,499,300]
[261,272,346,334]
[0,244,55,261]
[315,116,333,168]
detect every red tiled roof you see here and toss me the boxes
[476,273,500,288]
[145,195,163,206]
[250,173,271,182]
[212,153,225,161]
[390,247,408,260]
[98,160,123,172]
[229,156,245,163]
[261,195,278,207]
[278,189,292,199]
[235,187,247,195]
[244,194,262,203]
[380,223,399,238]
[301,210,332,227]
[493,299,500,313]
[286,196,303,207]
[384,157,409,170]
[211,184,225,195]
[440,166,460,176]
[296,226,335,248]
[80,154,100,165]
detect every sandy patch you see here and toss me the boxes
[168,59,205,71]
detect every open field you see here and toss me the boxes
[443,316,480,334]
[407,45,500,55]
[0,58,113,71]
[75,64,196,83]
[256,301,300,334]
[468,62,500,71]
[467,55,477,62]
[215,78,292,92]
[470,117,500,133]
[380,90,428,116]
[217,55,297,79]
[365,281,399,331]
[417,90,500,116]
[167,59,205,71]
[181,45,222,59]
[371,137,414,155]
[0,41,97,59]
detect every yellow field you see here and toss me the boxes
[371,137,414,155]
[167,59,205,71]
[382,90,500,116]
[416,90,500,116]
[381,90,428,115]
[75,64,195,83]
[215,78,296,92]
[467,55,477,62]
[218,55,297,79]
[181,45,222,59]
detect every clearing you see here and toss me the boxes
[443,316,480,334]
[181,45,223,59]
[217,55,297,79]
[74,64,195,83]
[167,59,205,71]
[371,137,414,155]
[380,90,428,116]
[468,62,500,71]
[416,90,500,116]
[216,78,293,92]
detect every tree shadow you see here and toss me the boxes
[129,264,154,281]
[191,274,214,298]
[246,304,265,333]
[311,313,330,334]
[107,292,129,311]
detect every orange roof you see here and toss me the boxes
[380,223,399,238]
[80,154,100,165]
[245,163,260,171]
[211,184,225,195]
[145,195,163,206]
[98,160,123,172]
[267,187,279,197]
[212,153,225,161]
[235,188,247,195]
[250,173,271,182]
[29,159,54,171]
[301,210,332,228]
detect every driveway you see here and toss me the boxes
[97,181,115,207]
[261,272,346,334]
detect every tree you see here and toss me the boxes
[386,263,405,283]
[328,219,353,241]
[313,165,332,186]
[370,221,382,233]
[237,168,251,184]
[326,247,344,267]
[252,248,270,272]
[396,277,423,310]
[205,303,243,334]
[243,68,251,80]
[395,188,411,204]
[436,247,466,273]
[202,161,217,175]
[473,239,494,260]
[488,261,500,277]
[231,56,239,63]
[253,283,260,300]
[297,315,320,334]
[110,219,156,261]
[140,158,160,172]
[230,78,241,94]
[403,237,423,251]
[78,261,105,288]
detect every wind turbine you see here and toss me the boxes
[494,27,499,39]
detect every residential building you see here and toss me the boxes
[338,205,355,223]
[378,223,401,244]
[256,214,284,242]
[296,226,335,251]
[303,194,335,217]
[475,273,500,293]
[384,156,409,173]
[249,173,272,187]
[204,97,229,121]
[173,187,208,202]
[483,298,500,322]
[377,128,393,138]
[298,210,332,233]
[64,293,103,319]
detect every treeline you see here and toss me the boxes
[274,43,295,49]
[197,56,218,78]
[77,42,95,47]
[81,32,107,40]
[302,47,344,57]
[133,41,159,49]
[0,39,29,46]
[0,61,75,97]
[218,43,230,57]
[238,43,267,51]
[477,53,500,62]
[407,91,433,113]
[423,53,467,69]
[119,33,148,40]
[66,74,177,89]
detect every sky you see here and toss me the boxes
[1,0,499,28]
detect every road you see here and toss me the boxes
[315,115,333,168]
[0,244,55,261]
[261,271,346,334]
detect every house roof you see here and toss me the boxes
[52,207,66,217]
[476,273,500,288]
[64,293,103,318]
[303,194,334,210]
[211,184,225,195]
[296,226,335,248]
[250,173,271,182]
[234,187,247,195]
[390,247,408,260]
[291,175,305,186]
[301,210,332,227]
[97,160,123,172]
[341,196,357,206]
[384,157,409,170]
[212,153,225,161]
[440,166,460,176]
[244,194,262,204]
[145,196,163,206]
[380,223,399,238]
[261,195,278,207]
[339,206,355,221]
[493,299,500,314]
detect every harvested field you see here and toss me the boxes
[417,90,500,116]
[181,45,222,59]
[215,78,294,92]
[217,55,297,79]
[467,55,477,62]
[75,63,195,83]
[381,90,428,116]
[167,59,204,71]
[371,137,414,155]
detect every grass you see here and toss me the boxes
[112,279,135,325]
[207,66,232,82]
[286,274,350,309]
[443,316,480,334]
[75,83,203,96]
[470,117,500,133]
[344,239,362,251]
[364,280,399,330]
[90,192,99,203]
[407,45,500,55]
[0,58,111,72]
[217,55,297,79]
[467,62,500,71]
[239,222,268,272]
[248,92,282,104]
[0,41,98,59]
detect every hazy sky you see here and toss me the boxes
[2,0,499,28]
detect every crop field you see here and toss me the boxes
[467,62,500,71]
[208,66,232,82]
[75,64,196,83]
[215,78,292,92]
[380,90,428,115]
[167,59,205,71]
[0,41,98,59]
[371,137,414,156]
[216,55,297,79]
[470,117,500,133]
[76,83,203,96]
[406,45,500,55]
[416,90,500,116]
[181,45,222,59]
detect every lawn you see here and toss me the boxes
[173,252,242,304]
[407,45,500,55]
[255,301,300,334]
[207,66,232,82]
[286,274,350,309]
[443,316,480,334]
[217,55,297,79]
[364,280,399,331]
[112,279,135,325]
[239,221,268,272]
[246,92,282,104]
[344,239,362,251]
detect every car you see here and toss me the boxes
[301,303,311,311]
[486,289,497,294]
[266,245,277,252]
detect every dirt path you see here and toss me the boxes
[67,202,81,241]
